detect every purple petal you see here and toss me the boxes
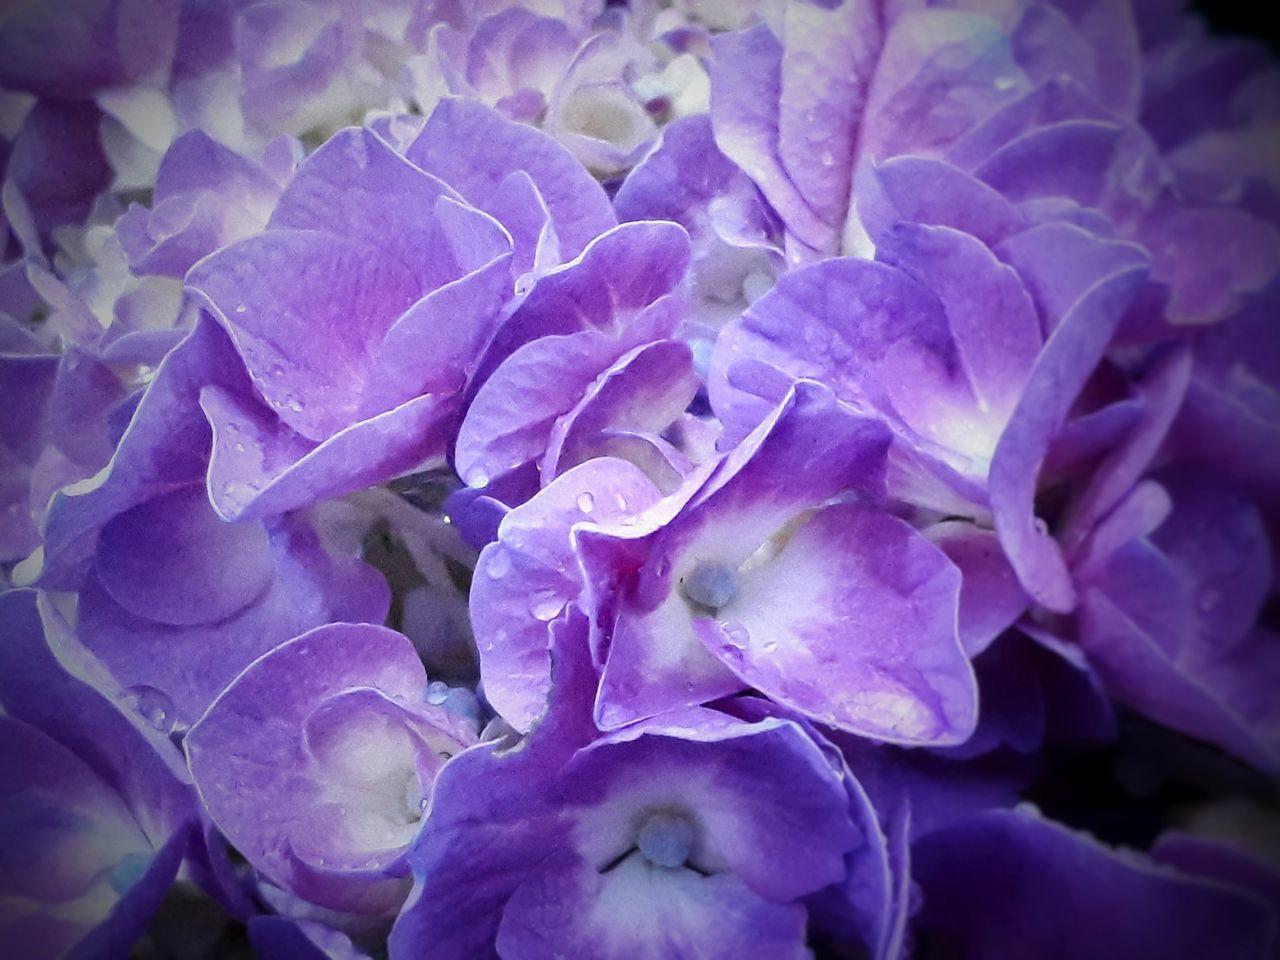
[926,520,1028,658]
[916,807,1276,960]
[472,458,663,731]
[406,97,616,260]
[542,338,700,482]
[989,261,1148,611]
[188,229,424,442]
[699,503,975,745]
[94,484,274,626]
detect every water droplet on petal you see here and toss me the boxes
[531,595,563,622]
[761,638,779,654]
[486,550,511,579]
[577,492,595,514]
[126,685,177,733]
[425,681,450,706]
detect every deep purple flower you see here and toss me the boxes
[0,589,196,958]
[392,610,898,959]
[915,806,1277,959]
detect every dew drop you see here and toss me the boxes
[531,595,563,622]
[486,550,511,579]
[761,638,779,654]
[126,685,177,733]
[577,492,595,514]
[425,681,450,705]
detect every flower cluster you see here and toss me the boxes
[2,1,1280,957]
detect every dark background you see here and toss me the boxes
[1196,1,1280,48]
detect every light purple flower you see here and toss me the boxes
[188,98,615,520]
[30,317,389,728]
[187,622,477,915]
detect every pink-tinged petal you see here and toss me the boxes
[188,230,423,442]
[94,484,273,626]
[542,338,700,481]
[201,385,453,522]
[186,623,474,915]
[496,858,809,960]
[699,503,975,746]
[989,262,1148,612]
[472,458,664,731]
[917,808,1277,960]
[852,155,1027,249]
[926,521,1028,658]
[710,24,833,252]
[406,97,615,260]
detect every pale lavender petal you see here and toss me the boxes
[186,623,474,914]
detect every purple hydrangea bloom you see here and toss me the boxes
[3,0,1280,955]
[187,97,615,521]
[28,317,389,728]
[392,610,897,959]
